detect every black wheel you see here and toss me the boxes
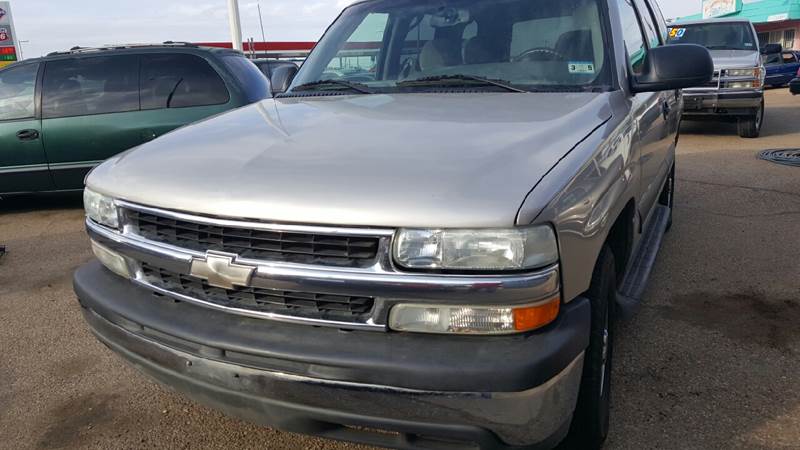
[737,98,764,138]
[658,164,675,232]
[563,246,616,449]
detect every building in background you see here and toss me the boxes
[678,0,799,50]
[0,1,22,68]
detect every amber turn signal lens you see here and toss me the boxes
[513,297,560,331]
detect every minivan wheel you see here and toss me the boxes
[658,164,675,232]
[562,246,616,450]
[737,99,764,138]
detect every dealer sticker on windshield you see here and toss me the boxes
[568,62,595,74]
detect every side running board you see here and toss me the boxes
[616,205,670,319]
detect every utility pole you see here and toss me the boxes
[227,0,244,51]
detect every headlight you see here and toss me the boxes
[389,295,561,335]
[394,226,558,271]
[84,188,119,229]
[726,68,757,77]
[726,81,756,89]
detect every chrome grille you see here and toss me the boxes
[125,209,381,268]
[141,263,376,323]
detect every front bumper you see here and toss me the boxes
[682,89,763,116]
[75,261,590,449]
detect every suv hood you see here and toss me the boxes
[708,49,760,70]
[89,93,611,228]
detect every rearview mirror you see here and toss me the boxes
[631,44,714,93]
[271,65,299,95]
[760,43,783,55]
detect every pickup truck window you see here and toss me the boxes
[0,63,38,121]
[616,0,647,75]
[291,0,611,93]
[667,23,757,51]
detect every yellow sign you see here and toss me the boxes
[0,60,13,68]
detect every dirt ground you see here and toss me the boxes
[1,88,799,450]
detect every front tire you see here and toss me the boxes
[563,246,616,449]
[737,98,764,138]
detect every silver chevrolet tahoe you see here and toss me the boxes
[668,19,766,138]
[74,0,712,449]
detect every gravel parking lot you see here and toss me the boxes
[1,89,799,450]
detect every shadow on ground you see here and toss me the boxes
[0,193,84,214]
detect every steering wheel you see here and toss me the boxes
[512,47,567,62]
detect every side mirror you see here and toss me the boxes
[790,78,800,96]
[271,65,299,95]
[760,43,783,55]
[631,44,714,93]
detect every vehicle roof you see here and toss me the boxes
[672,18,754,26]
[19,43,242,65]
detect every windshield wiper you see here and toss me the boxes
[397,75,529,93]
[291,79,374,94]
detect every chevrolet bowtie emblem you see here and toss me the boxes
[190,252,255,290]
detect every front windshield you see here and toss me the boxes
[288,0,611,94]
[667,23,757,51]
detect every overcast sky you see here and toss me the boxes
[11,0,701,59]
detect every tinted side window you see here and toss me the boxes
[43,56,139,119]
[645,0,668,43]
[617,0,647,75]
[140,54,230,110]
[0,63,38,121]
[221,55,271,102]
[634,0,661,48]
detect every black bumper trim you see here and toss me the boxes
[74,261,590,393]
[84,307,572,450]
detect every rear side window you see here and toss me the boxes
[221,55,271,102]
[43,56,139,119]
[0,63,38,121]
[783,52,798,64]
[140,54,230,110]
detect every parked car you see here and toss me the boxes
[791,67,800,95]
[0,43,270,195]
[251,58,299,79]
[73,0,712,449]
[762,48,800,87]
[668,19,766,138]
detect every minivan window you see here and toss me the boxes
[0,63,38,121]
[140,54,230,110]
[616,0,647,75]
[667,23,757,51]
[292,0,611,93]
[43,56,139,119]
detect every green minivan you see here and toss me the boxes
[0,43,270,195]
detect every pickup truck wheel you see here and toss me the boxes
[658,164,675,232]
[562,246,616,449]
[737,99,764,138]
